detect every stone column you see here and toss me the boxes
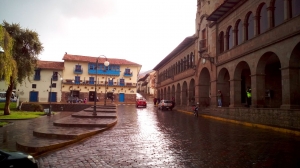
[284,0,291,20]
[210,80,218,107]
[253,15,259,36]
[280,66,300,109]
[267,7,275,28]
[251,74,266,108]
[229,79,244,107]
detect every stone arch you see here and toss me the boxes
[232,61,251,107]
[257,2,268,34]
[171,85,176,101]
[182,81,188,106]
[176,83,181,106]
[245,11,255,40]
[217,68,230,107]
[234,19,243,45]
[255,52,282,108]
[163,87,167,100]
[199,68,211,107]
[281,42,300,108]
[270,0,284,27]
[167,86,171,100]
[189,78,196,105]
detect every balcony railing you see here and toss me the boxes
[199,39,207,53]
[74,68,83,74]
[62,79,136,87]
[124,72,133,77]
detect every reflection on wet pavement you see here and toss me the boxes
[37,102,300,167]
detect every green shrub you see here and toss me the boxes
[31,104,43,112]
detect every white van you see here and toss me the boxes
[0,92,17,102]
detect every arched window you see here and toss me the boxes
[187,55,190,69]
[175,62,178,74]
[181,59,183,72]
[291,0,300,17]
[178,61,181,73]
[219,31,224,53]
[227,26,233,50]
[235,20,243,45]
[273,0,284,27]
[190,52,194,67]
[258,3,268,34]
[183,57,186,71]
[246,12,254,40]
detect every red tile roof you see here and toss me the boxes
[62,53,142,66]
[37,60,64,70]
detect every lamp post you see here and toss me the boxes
[93,55,109,116]
[48,73,62,116]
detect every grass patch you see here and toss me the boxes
[0,102,45,120]
[0,111,45,119]
[0,121,9,127]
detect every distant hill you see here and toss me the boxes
[138,70,154,78]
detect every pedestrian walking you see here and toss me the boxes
[246,87,252,107]
[153,97,157,106]
[217,90,222,107]
[193,102,199,117]
[111,95,114,103]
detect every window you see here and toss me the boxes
[52,72,58,81]
[292,0,300,17]
[75,76,80,84]
[258,3,268,34]
[125,68,131,75]
[219,31,224,53]
[108,78,113,86]
[227,26,233,50]
[90,77,95,84]
[75,65,81,72]
[89,65,93,70]
[273,0,284,27]
[235,20,243,45]
[246,12,254,40]
[32,84,36,88]
[120,79,125,86]
[51,83,57,88]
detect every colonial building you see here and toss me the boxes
[16,61,64,102]
[154,0,300,130]
[61,53,141,103]
[137,70,156,96]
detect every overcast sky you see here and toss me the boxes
[0,0,196,72]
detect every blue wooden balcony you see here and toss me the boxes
[123,72,133,77]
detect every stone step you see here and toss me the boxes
[71,111,117,118]
[83,108,116,113]
[33,125,106,139]
[53,116,117,127]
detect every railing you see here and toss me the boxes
[74,68,83,74]
[62,79,136,87]
[123,72,133,77]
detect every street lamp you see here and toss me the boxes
[48,73,62,116]
[93,55,109,116]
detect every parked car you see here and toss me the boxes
[136,97,147,108]
[67,96,83,103]
[0,149,38,168]
[158,100,173,110]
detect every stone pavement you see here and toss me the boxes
[0,104,117,156]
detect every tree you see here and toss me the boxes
[2,21,43,115]
[0,25,16,114]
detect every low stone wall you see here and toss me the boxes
[198,107,300,130]
[21,103,93,112]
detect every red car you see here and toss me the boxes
[136,97,147,108]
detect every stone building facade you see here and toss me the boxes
[154,0,300,130]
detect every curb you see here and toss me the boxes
[176,109,300,136]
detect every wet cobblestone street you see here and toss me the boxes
[37,103,300,168]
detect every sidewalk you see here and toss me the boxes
[0,105,117,157]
